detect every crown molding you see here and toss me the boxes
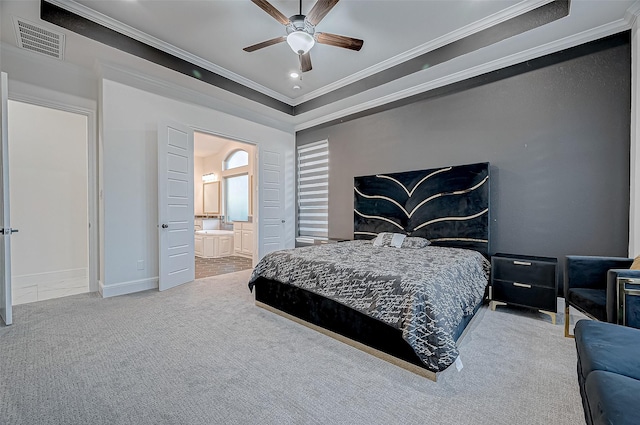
[33,0,638,132]
[290,0,554,106]
[47,0,553,107]
[625,0,640,26]
[46,0,295,105]
[294,17,631,132]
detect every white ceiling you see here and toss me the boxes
[68,0,526,100]
[1,0,639,131]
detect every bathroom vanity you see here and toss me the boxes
[233,221,253,258]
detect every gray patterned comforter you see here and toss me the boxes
[248,240,490,372]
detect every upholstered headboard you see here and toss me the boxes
[353,162,490,256]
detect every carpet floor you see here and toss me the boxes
[0,270,584,425]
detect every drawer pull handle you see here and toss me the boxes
[513,261,532,266]
[513,282,532,289]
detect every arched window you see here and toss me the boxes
[224,149,248,170]
[223,149,250,222]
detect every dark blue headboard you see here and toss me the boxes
[353,162,490,256]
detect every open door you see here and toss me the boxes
[158,121,194,291]
[259,146,287,258]
[0,72,13,325]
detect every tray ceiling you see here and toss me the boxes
[1,0,638,129]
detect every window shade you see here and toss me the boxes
[297,140,329,239]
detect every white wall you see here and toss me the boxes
[8,100,88,294]
[202,152,223,186]
[194,156,204,216]
[100,78,294,296]
[1,44,98,104]
[1,45,294,297]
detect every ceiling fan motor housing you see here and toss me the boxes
[287,14,315,37]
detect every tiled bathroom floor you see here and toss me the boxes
[195,256,253,279]
[13,276,88,305]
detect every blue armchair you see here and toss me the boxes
[564,255,640,337]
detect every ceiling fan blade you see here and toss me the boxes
[316,32,363,51]
[299,52,312,72]
[306,0,340,26]
[250,0,290,25]
[243,36,287,52]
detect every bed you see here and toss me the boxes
[249,162,490,380]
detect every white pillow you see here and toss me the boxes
[372,232,406,248]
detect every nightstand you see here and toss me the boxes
[489,253,558,324]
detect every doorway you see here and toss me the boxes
[193,131,255,279]
[8,100,90,304]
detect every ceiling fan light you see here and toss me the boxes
[286,31,315,55]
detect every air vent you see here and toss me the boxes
[13,17,64,60]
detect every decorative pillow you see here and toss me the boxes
[372,232,406,248]
[401,236,431,249]
[631,255,640,270]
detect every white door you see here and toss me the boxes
[158,121,194,291]
[0,72,13,325]
[259,148,287,258]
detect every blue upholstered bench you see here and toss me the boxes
[574,320,640,425]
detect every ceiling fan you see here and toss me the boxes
[243,0,364,73]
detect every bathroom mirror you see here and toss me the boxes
[203,181,220,214]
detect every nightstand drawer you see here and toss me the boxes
[492,280,557,312]
[492,258,556,289]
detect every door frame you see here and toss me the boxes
[8,82,99,293]
[192,126,258,265]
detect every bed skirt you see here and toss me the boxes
[252,277,482,378]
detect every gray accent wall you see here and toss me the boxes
[297,34,631,292]
[295,0,570,114]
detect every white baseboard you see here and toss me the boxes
[100,276,158,298]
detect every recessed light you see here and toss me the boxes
[289,72,299,79]
[293,85,301,90]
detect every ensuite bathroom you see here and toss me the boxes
[193,131,255,279]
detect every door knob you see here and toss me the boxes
[281,220,285,223]
[161,224,168,229]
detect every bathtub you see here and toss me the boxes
[195,230,234,258]
[196,230,234,236]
